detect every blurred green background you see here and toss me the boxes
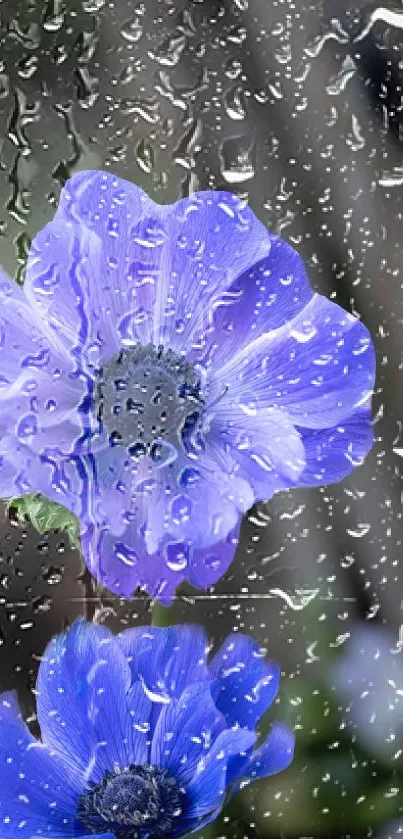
[0,1,402,837]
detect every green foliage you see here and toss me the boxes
[237,752,402,835]
[8,492,80,549]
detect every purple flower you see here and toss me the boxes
[0,170,375,601]
[376,821,403,839]
[331,623,403,764]
[0,619,294,838]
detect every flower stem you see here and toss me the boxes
[150,600,176,627]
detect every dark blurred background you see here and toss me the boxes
[0,0,402,836]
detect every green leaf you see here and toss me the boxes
[7,493,80,549]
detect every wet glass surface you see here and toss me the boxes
[0,1,402,837]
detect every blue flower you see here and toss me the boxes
[0,619,294,838]
[0,170,375,601]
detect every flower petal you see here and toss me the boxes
[78,434,249,553]
[185,522,241,591]
[185,728,256,818]
[0,437,40,498]
[0,435,81,515]
[212,405,305,501]
[170,444,254,550]
[78,438,249,602]
[0,691,83,837]
[294,407,374,486]
[211,294,375,430]
[150,684,225,785]
[237,722,295,785]
[24,172,273,359]
[24,174,157,360]
[120,442,252,556]
[153,189,272,351]
[117,625,209,702]
[36,619,133,783]
[330,624,403,763]
[0,269,85,456]
[0,435,85,518]
[209,634,280,729]
[80,517,185,602]
[125,681,153,765]
[188,236,313,371]
[80,515,241,603]
[0,268,70,367]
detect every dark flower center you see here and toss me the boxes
[95,344,204,461]
[76,764,183,839]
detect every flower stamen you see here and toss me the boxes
[94,343,204,460]
[77,764,183,839]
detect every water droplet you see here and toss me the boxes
[149,440,177,469]
[171,495,191,525]
[149,34,186,67]
[17,414,37,442]
[346,523,371,538]
[269,588,320,610]
[121,97,159,124]
[121,16,143,43]
[118,310,146,345]
[42,566,64,585]
[220,135,255,184]
[224,85,247,121]
[326,55,357,95]
[179,467,201,488]
[75,68,99,109]
[114,542,139,567]
[0,73,9,97]
[226,25,247,45]
[82,0,105,10]
[135,139,154,174]
[43,2,65,32]
[290,321,317,343]
[165,542,189,571]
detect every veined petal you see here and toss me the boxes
[132,442,253,554]
[187,236,313,372]
[0,268,72,365]
[79,516,241,603]
[0,268,85,455]
[294,407,374,486]
[0,436,83,518]
[117,625,209,702]
[24,176,158,360]
[212,404,305,500]
[0,692,83,837]
[236,722,295,787]
[150,684,225,785]
[125,681,153,765]
[154,190,272,351]
[209,634,280,729]
[80,517,186,602]
[211,294,375,430]
[185,727,257,818]
[36,619,133,784]
[24,171,273,359]
[78,438,251,601]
